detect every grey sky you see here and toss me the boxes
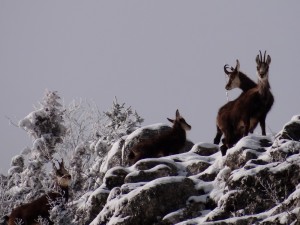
[1,1,300,174]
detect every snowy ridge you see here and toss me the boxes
[85,115,300,225]
[1,92,300,225]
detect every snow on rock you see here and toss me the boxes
[90,176,198,225]
[96,123,194,180]
[84,115,300,225]
[4,112,300,225]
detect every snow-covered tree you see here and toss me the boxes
[3,90,67,212]
[1,92,144,222]
[65,97,144,192]
[19,90,66,160]
[99,97,144,145]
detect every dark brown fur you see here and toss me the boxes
[214,60,257,146]
[7,160,71,225]
[128,110,191,165]
[216,51,274,155]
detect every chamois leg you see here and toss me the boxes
[259,116,267,136]
[214,126,223,145]
[220,145,228,156]
[221,133,234,156]
[242,118,251,137]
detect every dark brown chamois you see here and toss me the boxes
[7,160,71,225]
[214,60,257,146]
[216,51,274,155]
[128,109,191,165]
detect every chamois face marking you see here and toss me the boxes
[256,50,271,80]
[224,60,241,90]
[215,50,273,156]
[53,159,71,188]
[167,110,191,131]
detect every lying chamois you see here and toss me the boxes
[128,109,191,165]
[216,51,274,155]
[214,59,257,146]
[7,160,71,225]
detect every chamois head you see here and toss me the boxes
[167,109,191,131]
[52,159,71,188]
[224,59,241,90]
[6,159,72,225]
[256,50,271,80]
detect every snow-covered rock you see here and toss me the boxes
[4,110,300,225]
[86,115,300,225]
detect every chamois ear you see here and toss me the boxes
[236,59,240,72]
[60,158,65,167]
[175,109,180,118]
[256,54,260,65]
[167,118,174,123]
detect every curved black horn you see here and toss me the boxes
[224,64,231,75]
[259,50,263,62]
[263,50,266,62]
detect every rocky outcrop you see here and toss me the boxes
[78,115,300,225]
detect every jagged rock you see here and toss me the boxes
[99,139,126,175]
[277,115,300,141]
[224,135,270,170]
[91,177,198,225]
[185,160,211,176]
[191,143,219,156]
[103,166,130,189]
[125,164,177,183]
[74,187,110,225]
[133,158,179,172]
[222,156,300,220]
[55,115,300,224]
[269,138,300,162]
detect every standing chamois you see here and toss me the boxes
[215,51,274,155]
[128,109,191,165]
[6,159,71,225]
[214,59,257,146]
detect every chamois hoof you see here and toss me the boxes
[220,145,228,156]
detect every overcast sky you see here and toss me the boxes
[1,1,300,174]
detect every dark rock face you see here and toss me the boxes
[103,167,130,189]
[224,135,271,170]
[278,117,300,141]
[96,177,198,225]
[191,143,219,156]
[85,115,300,225]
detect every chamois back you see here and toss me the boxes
[215,51,274,155]
[215,59,257,149]
[128,109,191,165]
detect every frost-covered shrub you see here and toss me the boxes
[3,92,145,222]
[19,90,66,148]
[3,90,67,215]
[97,97,144,145]
[86,98,144,189]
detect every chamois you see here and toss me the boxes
[224,60,257,91]
[224,59,273,136]
[216,51,274,155]
[7,160,71,225]
[214,60,257,147]
[128,109,191,165]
